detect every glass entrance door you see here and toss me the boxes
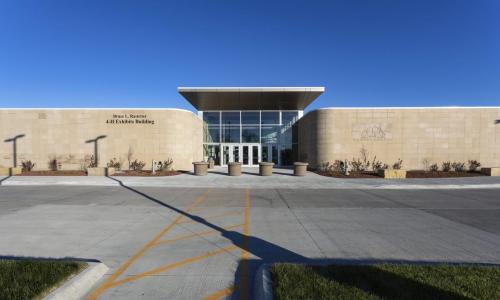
[221,144,260,166]
[222,144,241,166]
[242,144,260,167]
[261,144,279,165]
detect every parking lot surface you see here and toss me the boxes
[0,185,499,299]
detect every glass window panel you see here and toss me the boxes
[280,144,293,166]
[204,126,220,143]
[241,112,260,124]
[242,126,260,143]
[282,111,299,126]
[203,112,220,125]
[222,112,240,125]
[279,127,292,144]
[279,125,298,144]
[222,126,240,143]
[204,145,220,165]
[272,145,278,165]
[261,111,279,125]
[261,125,279,143]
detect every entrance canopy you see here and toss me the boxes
[178,87,325,111]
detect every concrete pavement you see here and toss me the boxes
[1,167,500,189]
[0,185,499,299]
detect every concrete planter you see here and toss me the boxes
[0,167,22,176]
[228,162,242,176]
[259,162,274,176]
[192,162,209,176]
[87,167,115,176]
[378,169,407,179]
[293,162,308,176]
[10,167,22,175]
[481,167,500,176]
[208,158,215,169]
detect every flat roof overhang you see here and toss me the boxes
[178,87,325,110]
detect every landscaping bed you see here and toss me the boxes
[19,170,87,176]
[316,171,381,178]
[271,263,500,300]
[0,259,86,300]
[316,170,486,179]
[406,171,485,178]
[113,170,182,176]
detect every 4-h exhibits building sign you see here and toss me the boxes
[1,87,499,171]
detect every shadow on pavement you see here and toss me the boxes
[0,255,100,263]
[0,175,11,186]
[106,176,496,299]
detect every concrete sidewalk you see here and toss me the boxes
[1,167,500,189]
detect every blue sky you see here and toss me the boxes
[0,0,499,111]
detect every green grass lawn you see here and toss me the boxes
[0,259,86,300]
[271,263,500,300]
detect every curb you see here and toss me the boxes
[254,264,273,300]
[45,262,108,300]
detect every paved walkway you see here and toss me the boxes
[1,167,500,189]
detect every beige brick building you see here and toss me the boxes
[298,107,500,170]
[0,109,202,171]
[1,87,499,171]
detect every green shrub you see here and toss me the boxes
[319,160,347,174]
[332,160,347,173]
[451,162,465,172]
[468,160,481,172]
[107,158,121,169]
[350,158,365,172]
[442,161,451,172]
[371,157,388,172]
[429,163,439,172]
[392,159,403,170]
[156,158,174,171]
[130,159,146,171]
[48,159,60,171]
[21,160,35,172]
[87,155,98,168]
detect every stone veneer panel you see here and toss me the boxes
[0,109,203,171]
[298,108,500,170]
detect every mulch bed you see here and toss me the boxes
[316,171,381,178]
[19,170,87,176]
[406,170,485,178]
[317,170,486,179]
[113,170,182,176]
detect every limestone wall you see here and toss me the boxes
[0,109,203,171]
[298,108,500,170]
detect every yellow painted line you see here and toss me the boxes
[203,285,235,300]
[240,188,251,300]
[153,223,244,247]
[106,245,239,289]
[176,211,241,224]
[86,188,212,300]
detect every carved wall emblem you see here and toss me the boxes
[352,123,392,140]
